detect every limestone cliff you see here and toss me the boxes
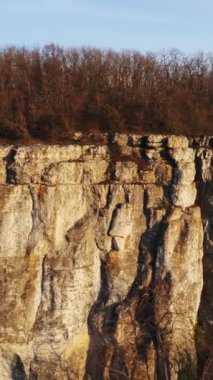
[0,134,212,380]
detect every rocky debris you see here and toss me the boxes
[0,134,211,379]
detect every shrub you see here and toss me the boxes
[99,105,123,133]
[27,115,55,140]
[0,120,25,140]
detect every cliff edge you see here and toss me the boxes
[0,134,212,379]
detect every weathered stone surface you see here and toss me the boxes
[0,134,211,379]
[169,147,195,162]
[171,183,197,208]
[197,148,213,181]
[155,207,203,379]
[0,185,32,257]
[167,135,189,148]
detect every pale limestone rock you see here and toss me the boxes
[169,147,195,162]
[139,169,156,183]
[0,146,12,183]
[115,161,139,182]
[155,207,203,379]
[197,148,213,181]
[42,162,84,184]
[38,185,87,248]
[6,144,109,185]
[145,148,161,160]
[83,160,108,183]
[40,160,108,185]
[146,135,166,147]
[113,133,133,156]
[171,182,197,207]
[0,135,210,379]
[0,354,11,380]
[167,135,189,148]
[175,161,196,184]
[0,185,32,257]
[146,185,164,208]
[97,185,146,303]
[108,204,133,238]
[149,208,166,227]
[0,181,101,379]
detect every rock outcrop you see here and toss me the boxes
[0,134,211,379]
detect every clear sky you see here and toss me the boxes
[0,0,212,53]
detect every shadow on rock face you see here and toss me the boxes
[11,355,26,380]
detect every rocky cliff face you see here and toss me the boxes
[0,134,212,380]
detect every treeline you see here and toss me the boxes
[0,44,213,142]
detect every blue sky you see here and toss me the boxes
[0,0,212,53]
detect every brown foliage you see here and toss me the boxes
[0,45,213,142]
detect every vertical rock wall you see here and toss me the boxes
[0,134,210,379]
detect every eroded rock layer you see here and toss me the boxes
[0,134,211,379]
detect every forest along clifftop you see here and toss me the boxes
[1,47,213,140]
[0,134,212,379]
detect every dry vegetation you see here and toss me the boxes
[0,44,213,142]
